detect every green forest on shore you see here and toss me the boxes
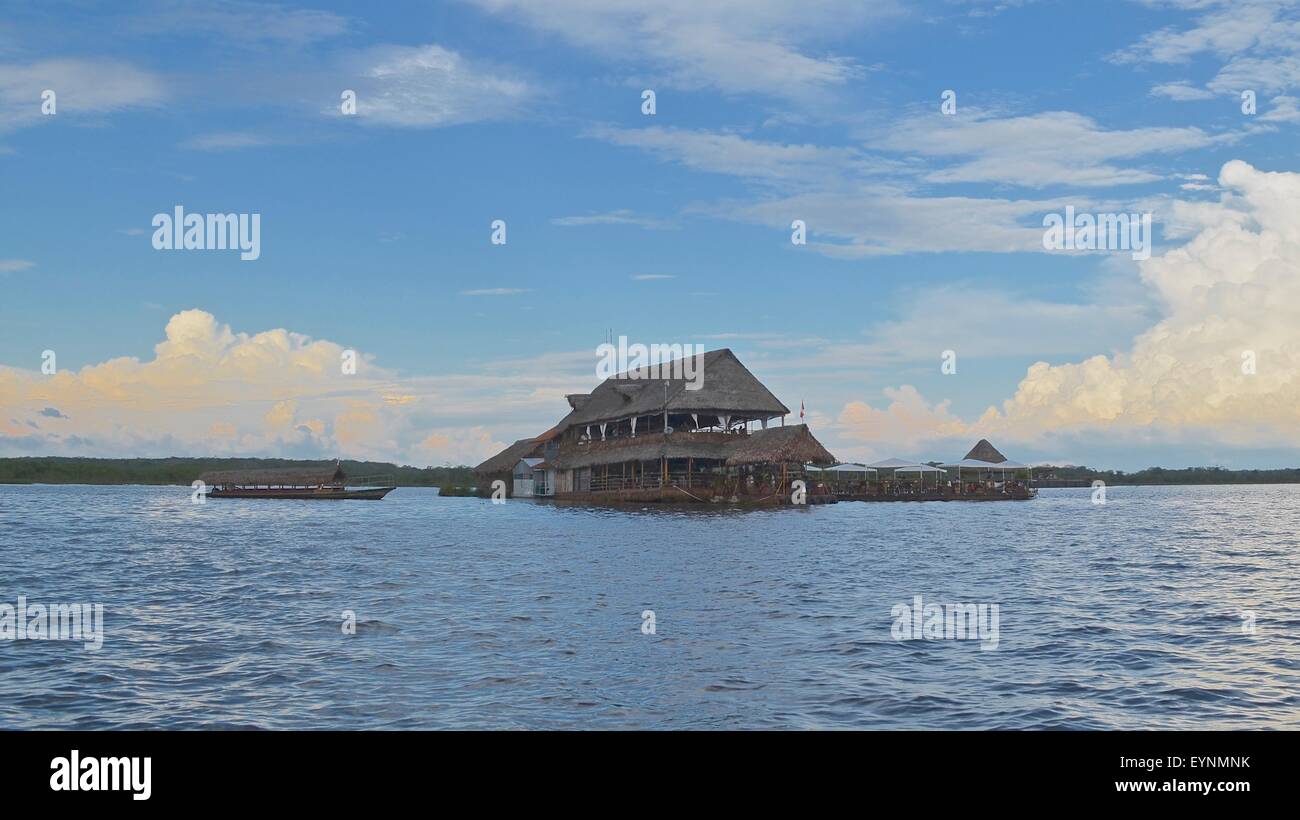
[0,457,475,488]
[1,457,1299,488]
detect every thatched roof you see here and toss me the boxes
[554,433,737,469]
[564,349,789,429]
[962,439,1007,463]
[473,438,541,475]
[725,425,836,467]
[200,463,345,486]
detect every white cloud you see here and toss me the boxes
[551,209,674,229]
[0,259,34,274]
[1117,1,1300,101]
[978,160,1300,443]
[1208,55,1300,96]
[881,110,1234,188]
[1260,94,1300,121]
[589,124,869,184]
[460,288,534,296]
[466,0,901,98]
[722,189,1069,255]
[832,386,967,460]
[0,309,584,465]
[591,112,1242,255]
[0,57,166,133]
[342,43,531,128]
[1151,81,1217,100]
[830,159,1300,455]
[1112,2,1292,64]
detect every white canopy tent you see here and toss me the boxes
[864,457,927,483]
[943,458,1033,484]
[865,457,923,469]
[893,463,947,489]
[821,463,876,473]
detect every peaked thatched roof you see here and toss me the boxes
[473,438,542,475]
[200,463,345,486]
[725,425,836,466]
[564,348,789,429]
[962,439,1007,463]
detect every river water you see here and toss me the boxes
[1,483,1296,729]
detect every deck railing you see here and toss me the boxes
[585,472,737,492]
[348,473,397,488]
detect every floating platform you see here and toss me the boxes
[549,486,837,505]
[839,488,1036,502]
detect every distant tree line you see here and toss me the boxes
[0,457,476,488]
[3,458,1298,489]
[1035,465,1300,485]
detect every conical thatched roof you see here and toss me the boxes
[473,437,542,475]
[725,425,836,466]
[565,349,789,429]
[200,463,345,486]
[962,439,1007,463]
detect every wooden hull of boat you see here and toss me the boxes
[208,487,395,500]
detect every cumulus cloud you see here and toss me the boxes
[835,386,967,457]
[978,160,1300,443]
[0,309,548,466]
[831,160,1300,457]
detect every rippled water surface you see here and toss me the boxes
[1,484,1297,729]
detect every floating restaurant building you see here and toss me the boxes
[473,348,836,503]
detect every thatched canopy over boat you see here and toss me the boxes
[200,463,346,487]
[725,425,835,467]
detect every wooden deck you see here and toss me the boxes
[837,487,1037,502]
[551,484,837,505]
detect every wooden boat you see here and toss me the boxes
[208,485,394,500]
[198,462,395,500]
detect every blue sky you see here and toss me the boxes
[2,0,1299,469]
